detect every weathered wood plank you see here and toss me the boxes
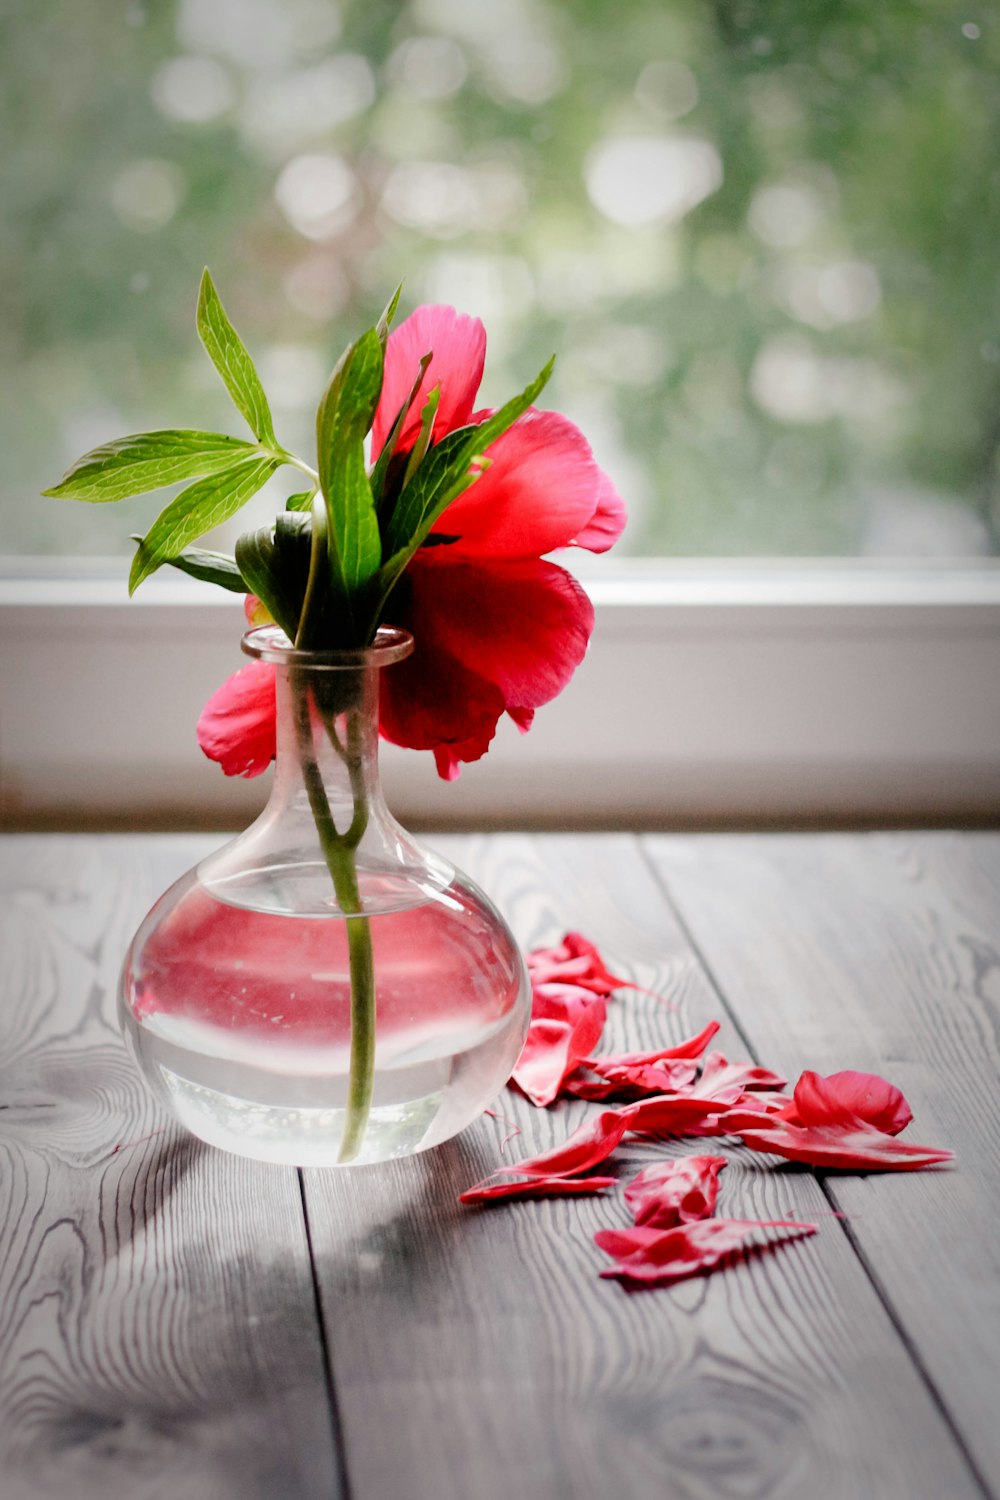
[645,831,1000,1496]
[0,835,339,1500]
[305,833,986,1500]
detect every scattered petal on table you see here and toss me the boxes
[460,1174,617,1205]
[783,1069,914,1136]
[624,1155,728,1228]
[491,1106,639,1179]
[627,1090,743,1138]
[737,1090,795,1114]
[531,982,608,1028]
[595,1218,818,1287]
[584,1021,723,1079]
[561,1021,724,1100]
[511,999,608,1106]
[696,1051,788,1095]
[733,1119,954,1171]
[562,1057,699,1101]
[526,931,636,997]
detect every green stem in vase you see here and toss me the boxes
[292,671,376,1164]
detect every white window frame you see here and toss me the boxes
[2,557,999,828]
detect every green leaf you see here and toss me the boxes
[379,356,555,587]
[43,429,258,503]
[376,284,403,349]
[294,495,332,649]
[197,268,276,446]
[285,489,316,512]
[402,384,441,488]
[235,515,311,641]
[129,456,278,594]
[130,540,248,594]
[370,351,432,508]
[315,326,384,631]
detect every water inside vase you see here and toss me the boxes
[120,873,527,1167]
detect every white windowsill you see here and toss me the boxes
[3,557,999,829]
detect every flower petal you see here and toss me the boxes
[196,660,276,778]
[563,1056,698,1101]
[379,553,594,776]
[527,932,636,996]
[434,408,620,559]
[511,1000,608,1107]
[695,1051,788,1096]
[595,1218,817,1287]
[733,1118,954,1171]
[571,470,628,553]
[371,303,486,458]
[459,1174,617,1206]
[490,1105,639,1179]
[531,982,608,1027]
[565,1026,722,1100]
[586,1021,721,1069]
[785,1069,913,1136]
[628,1090,743,1138]
[624,1155,728,1229]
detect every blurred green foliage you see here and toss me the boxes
[3,0,998,556]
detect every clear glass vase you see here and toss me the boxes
[119,624,531,1168]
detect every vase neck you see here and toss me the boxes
[271,660,387,825]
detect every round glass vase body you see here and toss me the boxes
[119,626,531,1168]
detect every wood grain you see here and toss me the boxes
[0,836,339,1500]
[303,833,987,1500]
[645,831,1000,1495]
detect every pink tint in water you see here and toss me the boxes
[120,872,530,1165]
[127,880,522,1057]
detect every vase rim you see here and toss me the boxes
[241,623,414,669]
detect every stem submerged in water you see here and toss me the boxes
[292,670,376,1164]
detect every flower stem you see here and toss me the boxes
[292,671,376,1164]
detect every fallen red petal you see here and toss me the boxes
[511,999,608,1107]
[627,1090,743,1138]
[526,931,634,996]
[734,1119,953,1171]
[595,1218,818,1287]
[530,982,608,1028]
[490,1105,639,1179]
[784,1069,914,1136]
[697,1051,787,1095]
[586,1021,722,1075]
[460,1174,617,1205]
[736,1089,794,1114]
[561,1021,723,1100]
[562,1057,699,1101]
[624,1155,728,1228]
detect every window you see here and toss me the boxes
[5,0,999,558]
[3,1,999,826]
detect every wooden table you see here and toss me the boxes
[2,832,998,1500]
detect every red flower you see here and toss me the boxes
[198,305,625,780]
